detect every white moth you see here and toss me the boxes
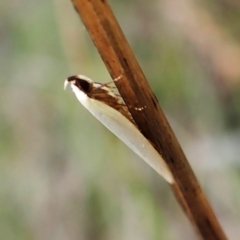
[64,75,174,184]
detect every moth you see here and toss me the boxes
[64,75,174,184]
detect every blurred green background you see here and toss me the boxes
[1,0,240,239]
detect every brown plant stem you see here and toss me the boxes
[70,0,228,239]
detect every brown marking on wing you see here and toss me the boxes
[88,87,136,126]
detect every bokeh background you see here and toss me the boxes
[1,0,240,239]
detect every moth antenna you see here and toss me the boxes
[113,75,122,82]
[92,75,123,92]
[64,79,69,90]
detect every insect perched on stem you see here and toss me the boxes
[64,75,174,183]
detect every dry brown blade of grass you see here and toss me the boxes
[69,1,228,239]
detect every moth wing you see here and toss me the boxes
[81,95,173,183]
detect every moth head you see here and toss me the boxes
[64,75,93,94]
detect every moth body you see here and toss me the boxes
[65,75,174,184]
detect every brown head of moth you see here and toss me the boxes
[66,75,93,94]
